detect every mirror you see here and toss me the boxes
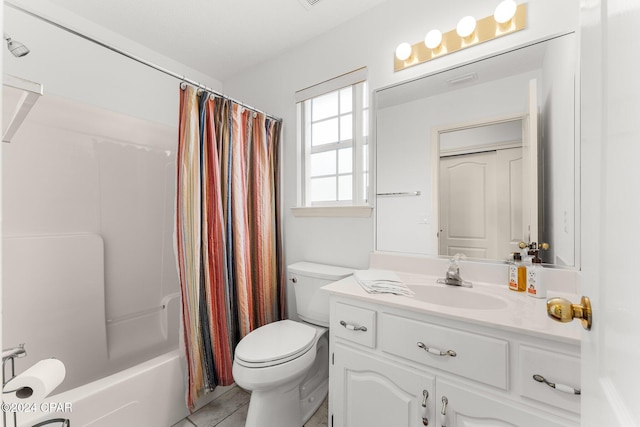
[374,33,577,267]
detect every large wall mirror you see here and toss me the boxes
[374,33,578,267]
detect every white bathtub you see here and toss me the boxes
[18,350,190,427]
[17,349,229,427]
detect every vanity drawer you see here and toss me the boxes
[519,345,580,414]
[333,302,376,348]
[381,313,508,389]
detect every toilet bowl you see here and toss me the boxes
[232,262,353,427]
[233,320,328,427]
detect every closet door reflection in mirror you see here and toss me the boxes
[437,118,525,260]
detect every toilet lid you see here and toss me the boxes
[235,320,316,365]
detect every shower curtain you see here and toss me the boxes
[176,85,285,410]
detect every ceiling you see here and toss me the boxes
[46,0,390,82]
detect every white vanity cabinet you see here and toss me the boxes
[332,343,435,427]
[328,296,580,427]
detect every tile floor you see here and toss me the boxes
[171,386,328,427]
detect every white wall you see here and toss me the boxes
[222,0,579,315]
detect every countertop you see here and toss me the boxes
[323,271,582,345]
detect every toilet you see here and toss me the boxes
[232,262,353,427]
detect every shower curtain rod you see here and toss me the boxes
[6,1,282,122]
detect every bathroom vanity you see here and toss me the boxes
[324,271,580,427]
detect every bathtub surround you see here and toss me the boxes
[1,95,181,392]
[176,85,284,409]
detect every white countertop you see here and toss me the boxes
[323,271,582,345]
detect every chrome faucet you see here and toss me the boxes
[437,254,472,288]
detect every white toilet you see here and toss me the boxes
[232,262,353,427]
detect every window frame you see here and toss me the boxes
[296,69,370,210]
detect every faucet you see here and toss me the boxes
[437,254,472,288]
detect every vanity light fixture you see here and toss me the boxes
[395,42,412,61]
[456,16,477,39]
[494,0,518,24]
[424,29,443,50]
[394,2,527,72]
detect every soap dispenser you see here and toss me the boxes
[527,251,546,298]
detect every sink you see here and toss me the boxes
[408,285,508,310]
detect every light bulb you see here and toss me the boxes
[456,16,477,38]
[494,0,517,24]
[424,29,443,50]
[395,42,412,61]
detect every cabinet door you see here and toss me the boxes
[436,379,577,427]
[331,344,435,427]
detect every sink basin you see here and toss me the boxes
[408,285,508,310]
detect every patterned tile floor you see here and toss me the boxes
[171,386,328,427]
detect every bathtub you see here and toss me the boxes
[16,349,227,427]
[17,350,187,427]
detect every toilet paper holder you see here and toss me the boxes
[2,344,70,427]
[2,344,27,427]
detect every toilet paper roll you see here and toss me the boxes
[3,358,66,404]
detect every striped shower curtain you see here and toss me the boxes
[175,85,285,410]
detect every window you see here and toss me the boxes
[296,69,369,209]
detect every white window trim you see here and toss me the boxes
[294,67,367,103]
[291,205,372,218]
[295,68,371,215]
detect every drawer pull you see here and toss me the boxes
[339,320,367,332]
[417,341,457,357]
[421,390,429,426]
[533,374,581,395]
[440,396,448,427]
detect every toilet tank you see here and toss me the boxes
[288,262,353,327]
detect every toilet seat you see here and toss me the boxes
[234,320,317,368]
